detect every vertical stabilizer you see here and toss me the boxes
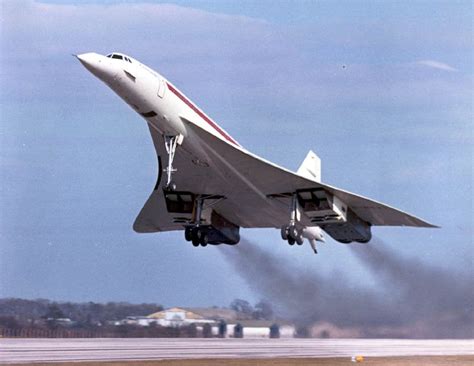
[297,150,321,182]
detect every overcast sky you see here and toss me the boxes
[0,1,472,308]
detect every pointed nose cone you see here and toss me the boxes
[77,52,116,82]
[77,52,98,72]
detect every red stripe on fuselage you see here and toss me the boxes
[166,82,239,146]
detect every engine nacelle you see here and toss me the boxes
[295,188,372,244]
[208,210,240,244]
[163,190,240,245]
[320,208,372,244]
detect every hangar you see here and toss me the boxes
[116,308,295,338]
[145,307,295,338]
[147,307,215,327]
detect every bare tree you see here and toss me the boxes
[230,299,253,317]
[253,300,274,320]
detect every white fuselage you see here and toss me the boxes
[78,52,325,247]
[77,52,238,148]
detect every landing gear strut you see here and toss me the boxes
[281,193,304,246]
[183,196,209,246]
[183,194,229,247]
[163,135,182,191]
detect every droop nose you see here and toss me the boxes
[77,53,99,72]
[76,52,115,81]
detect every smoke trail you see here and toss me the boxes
[219,240,398,330]
[351,237,474,338]
[219,238,473,338]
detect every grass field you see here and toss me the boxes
[8,356,474,366]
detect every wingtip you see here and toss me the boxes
[419,221,440,229]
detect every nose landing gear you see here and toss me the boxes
[163,134,183,191]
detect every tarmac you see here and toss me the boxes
[1,338,473,363]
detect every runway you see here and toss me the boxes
[1,338,473,363]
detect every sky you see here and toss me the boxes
[0,0,472,315]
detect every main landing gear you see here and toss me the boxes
[183,194,231,247]
[184,195,209,247]
[185,226,208,247]
[281,193,304,246]
[163,135,182,191]
[281,225,304,245]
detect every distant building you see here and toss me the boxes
[147,307,215,327]
[184,307,240,322]
[116,307,295,338]
[227,320,295,338]
[45,318,75,327]
[116,316,157,327]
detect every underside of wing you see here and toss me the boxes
[133,188,184,232]
[134,118,436,242]
[182,118,436,227]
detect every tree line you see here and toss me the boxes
[0,297,276,338]
[229,299,274,320]
[0,298,163,327]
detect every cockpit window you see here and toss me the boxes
[106,53,132,62]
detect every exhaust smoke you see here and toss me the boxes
[219,237,473,338]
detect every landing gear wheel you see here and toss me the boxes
[184,227,192,242]
[191,227,203,247]
[296,234,304,245]
[281,226,289,240]
[193,227,202,239]
[288,237,295,245]
[289,225,299,240]
[200,233,208,246]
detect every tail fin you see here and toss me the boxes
[297,150,321,182]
